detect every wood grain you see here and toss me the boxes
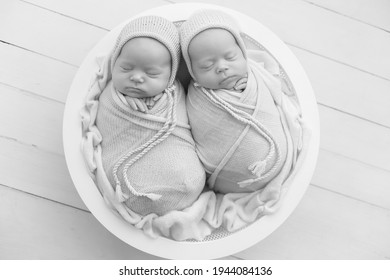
[0,185,158,259]
[235,185,390,259]
[305,0,390,31]
[0,83,64,155]
[0,137,86,210]
[0,42,76,103]
[313,149,390,210]
[23,0,171,30]
[0,0,106,66]
[291,46,390,128]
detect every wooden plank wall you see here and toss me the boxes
[0,0,389,259]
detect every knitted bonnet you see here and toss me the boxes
[111,15,181,87]
[180,9,247,79]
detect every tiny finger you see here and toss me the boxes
[134,98,147,112]
[145,98,152,107]
[125,97,138,111]
[153,93,163,101]
[235,83,247,90]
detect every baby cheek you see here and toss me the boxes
[112,74,126,90]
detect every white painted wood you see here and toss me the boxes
[305,0,390,31]
[0,186,239,259]
[319,105,390,171]
[291,46,390,128]
[0,83,64,155]
[0,0,106,66]
[0,137,86,211]
[171,0,390,79]
[313,149,390,210]
[24,0,171,30]
[234,185,390,259]
[3,0,390,79]
[0,186,159,259]
[0,42,76,103]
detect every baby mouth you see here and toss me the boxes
[220,75,237,85]
[126,87,144,94]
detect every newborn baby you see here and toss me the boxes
[180,10,288,194]
[96,16,206,216]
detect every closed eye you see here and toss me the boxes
[146,71,161,76]
[199,63,213,70]
[121,66,133,71]
[225,54,237,60]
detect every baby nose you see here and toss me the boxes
[130,73,144,83]
[216,63,229,73]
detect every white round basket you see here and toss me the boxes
[63,3,320,259]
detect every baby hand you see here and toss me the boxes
[143,93,164,110]
[233,76,248,91]
[124,96,148,113]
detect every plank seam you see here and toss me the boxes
[302,0,390,34]
[0,182,90,213]
[0,40,78,68]
[20,0,110,31]
[0,81,66,105]
[311,183,390,211]
[320,146,390,173]
[318,102,390,129]
[0,134,64,158]
[288,43,390,82]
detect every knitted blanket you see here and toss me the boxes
[80,50,310,241]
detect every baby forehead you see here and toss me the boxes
[191,28,237,45]
[188,28,240,57]
[118,37,172,64]
[121,37,169,53]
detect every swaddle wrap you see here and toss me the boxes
[81,51,212,241]
[96,79,206,216]
[187,58,288,193]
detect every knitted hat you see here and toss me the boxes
[180,9,247,79]
[111,15,180,87]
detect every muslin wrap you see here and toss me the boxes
[80,49,310,241]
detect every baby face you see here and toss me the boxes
[112,37,171,98]
[189,28,247,90]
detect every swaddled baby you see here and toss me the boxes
[96,16,206,216]
[180,10,288,194]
